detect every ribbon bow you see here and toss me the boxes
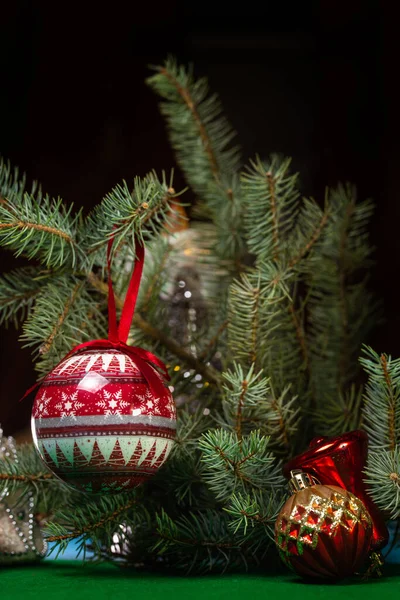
[24,236,170,402]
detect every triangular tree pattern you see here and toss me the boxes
[140,440,157,468]
[127,439,143,467]
[73,441,89,468]
[90,440,106,468]
[152,442,169,469]
[41,443,58,469]
[107,439,126,466]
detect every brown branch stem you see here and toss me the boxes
[239,509,272,527]
[0,472,54,482]
[288,208,330,269]
[266,172,280,262]
[40,281,83,355]
[250,287,260,363]
[235,380,248,441]
[0,220,73,243]
[0,288,41,307]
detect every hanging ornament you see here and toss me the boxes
[283,430,389,552]
[159,223,228,409]
[167,265,208,356]
[275,470,373,580]
[0,426,47,564]
[30,237,176,494]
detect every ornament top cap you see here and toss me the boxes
[289,469,319,493]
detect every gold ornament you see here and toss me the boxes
[275,470,373,579]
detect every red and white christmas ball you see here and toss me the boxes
[31,348,176,494]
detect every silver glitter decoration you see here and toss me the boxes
[110,523,132,560]
[0,425,47,565]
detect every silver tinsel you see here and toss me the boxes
[0,426,47,565]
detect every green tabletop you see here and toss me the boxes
[2,561,400,600]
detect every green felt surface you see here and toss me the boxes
[2,561,400,600]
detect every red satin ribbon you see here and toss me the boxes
[23,236,170,401]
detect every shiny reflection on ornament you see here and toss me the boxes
[77,372,109,393]
[184,291,192,298]
[131,408,142,416]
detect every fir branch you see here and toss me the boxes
[266,170,280,261]
[288,203,330,269]
[0,157,27,203]
[0,219,73,241]
[140,241,171,312]
[381,354,397,451]
[21,274,107,374]
[199,429,283,502]
[39,280,83,355]
[305,185,376,431]
[242,155,300,264]
[46,497,137,543]
[0,165,80,268]
[83,171,184,266]
[225,491,280,539]
[364,448,400,518]
[0,266,53,327]
[147,59,246,261]
[270,397,289,450]
[147,59,241,190]
[313,384,363,435]
[288,301,309,373]
[158,66,220,179]
[221,363,271,436]
[235,379,248,441]
[0,443,73,511]
[227,265,291,369]
[361,346,400,450]
[154,509,245,573]
[219,362,299,453]
[0,472,53,482]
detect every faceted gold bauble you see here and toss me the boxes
[275,484,373,579]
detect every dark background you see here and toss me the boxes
[0,1,397,436]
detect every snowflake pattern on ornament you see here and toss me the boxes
[35,390,52,422]
[96,390,131,418]
[55,391,84,420]
[136,389,161,413]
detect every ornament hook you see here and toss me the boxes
[289,469,319,493]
